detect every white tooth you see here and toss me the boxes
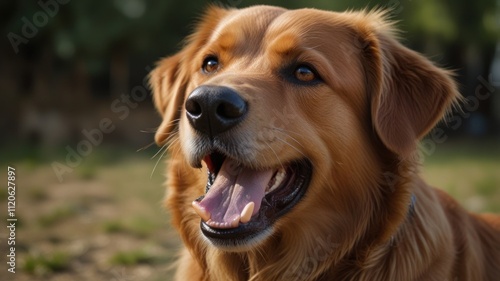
[192,201,211,222]
[268,168,286,194]
[231,216,240,228]
[240,202,254,223]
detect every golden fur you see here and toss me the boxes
[150,5,500,281]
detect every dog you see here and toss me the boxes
[150,5,500,281]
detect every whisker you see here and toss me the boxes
[140,128,159,134]
[137,141,156,152]
[150,129,179,179]
[153,119,181,135]
[273,135,308,160]
[151,144,167,159]
[266,127,305,148]
[163,131,180,146]
[265,142,284,171]
[263,126,304,138]
[266,127,333,186]
[151,141,171,179]
[272,136,331,187]
[146,110,181,178]
[154,127,180,152]
[170,140,190,182]
[165,136,180,152]
[162,118,181,126]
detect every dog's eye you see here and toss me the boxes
[202,56,219,74]
[294,65,316,82]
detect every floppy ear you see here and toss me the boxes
[149,5,231,146]
[150,54,189,146]
[364,28,460,157]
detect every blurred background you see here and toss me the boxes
[0,0,499,280]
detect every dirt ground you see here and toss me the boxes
[1,149,179,281]
[1,140,499,281]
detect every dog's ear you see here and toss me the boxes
[150,54,188,146]
[363,24,460,157]
[149,6,230,146]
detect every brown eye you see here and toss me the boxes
[202,56,219,73]
[294,65,316,82]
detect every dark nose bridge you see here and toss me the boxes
[185,85,248,137]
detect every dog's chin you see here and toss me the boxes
[190,149,313,252]
[200,225,275,253]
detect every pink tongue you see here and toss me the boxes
[194,158,273,229]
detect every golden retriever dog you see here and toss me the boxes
[150,5,500,281]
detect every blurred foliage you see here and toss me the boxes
[38,205,79,227]
[2,1,192,74]
[102,217,157,237]
[109,249,155,266]
[2,0,498,64]
[22,251,71,275]
[1,0,499,145]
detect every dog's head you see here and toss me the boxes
[151,5,459,253]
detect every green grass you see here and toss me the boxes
[102,218,157,237]
[28,187,49,202]
[22,251,70,275]
[110,249,155,266]
[420,139,500,164]
[76,164,98,180]
[38,206,78,227]
[422,139,500,213]
[475,176,497,197]
[0,189,7,201]
[103,220,128,233]
[128,218,158,238]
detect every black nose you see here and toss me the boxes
[185,85,248,137]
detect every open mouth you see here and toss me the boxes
[192,151,312,249]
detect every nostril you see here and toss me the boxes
[216,100,247,119]
[186,99,202,116]
[185,85,247,137]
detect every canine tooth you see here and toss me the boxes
[240,202,254,223]
[192,201,211,221]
